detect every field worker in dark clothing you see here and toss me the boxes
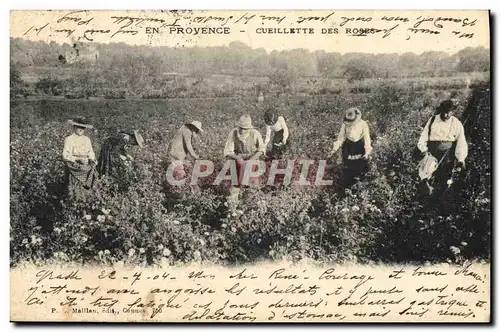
[62,117,97,197]
[224,114,266,212]
[263,108,290,159]
[417,100,468,194]
[331,107,373,188]
[166,121,203,181]
[97,130,144,178]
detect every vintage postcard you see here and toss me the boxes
[9,10,491,322]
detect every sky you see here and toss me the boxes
[10,10,491,55]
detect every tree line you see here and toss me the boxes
[11,38,489,80]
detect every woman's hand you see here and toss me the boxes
[76,157,88,165]
[454,161,465,171]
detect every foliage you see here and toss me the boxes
[35,76,64,96]
[343,57,377,83]
[456,47,490,72]
[10,66,25,97]
[268,68,298,95]
[10,38,489,81]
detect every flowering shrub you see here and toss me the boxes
[10,82,491,267]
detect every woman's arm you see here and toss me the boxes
[417,117,432,154]
[183,128,199,159]
[363,122,372,156]
[86,137,96,162]
[250,131,266,160]
[454,119,468,163]
[224,129,238,160]
[62,137,75,163]
[264,125,271,146]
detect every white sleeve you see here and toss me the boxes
[255,130,266,154]
[62,137,75,163]
[87,137,96,161]
[333,123,346,152]
[264,125,271,146]
[363,122,372,155]
[454,120,468,163]
[417,117,432,153]
[224,130,236,157]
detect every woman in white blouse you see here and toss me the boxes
[331,107,372,187]
[62,117,97,195]
[417,99,468,194]
[263,108,289,158]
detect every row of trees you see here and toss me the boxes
[11,38,489,79]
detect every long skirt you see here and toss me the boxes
[427,141,455,190]
[64,162,96,197]
[267,129,290,159]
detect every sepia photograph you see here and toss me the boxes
[9,9,491,323]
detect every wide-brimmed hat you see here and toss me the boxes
[68,117,93,129]
[188,120,204,133]
[344,107,361,122]
[237,114,254,129]
[436,100,456,114]
[133,130,144,148]
[119,130,145,148]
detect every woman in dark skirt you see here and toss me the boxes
[97,130,144,178]
[331,107,373,188]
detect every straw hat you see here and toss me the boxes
[236,114,254,129]
[344,107,361,122]
[68,117,93,129]
[188,120,204,133]
[119,129,145,148]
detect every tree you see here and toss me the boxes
[456,47,490,72]
[342,57,375,83]
[398,52,419,69]
[10,65,22,89]
[10,64,25,97]
[418,51,454,76]
[317,52,342,77]
[268,67,298,96]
